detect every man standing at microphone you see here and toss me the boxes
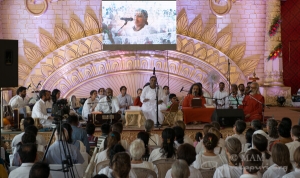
[242,82,264,122]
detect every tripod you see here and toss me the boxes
[42,118,77,178]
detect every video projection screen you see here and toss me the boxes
[102,0,176,50]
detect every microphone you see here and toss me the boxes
[180,87,184,92]
[247,90,252,94]
[27,84,31,90]
[153,67,155,75]
[120,17,133,21]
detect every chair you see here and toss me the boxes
[199,168,216,178]
[132,167,157,178]
[153,159,175,178]
[84,151,97,178]
[95,160,110,174]
[50,164,84,178]
[162,103,179,126]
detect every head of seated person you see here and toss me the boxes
[23,117,34,130]
[173,126,184,145]
[245,128,255,146]
[251,120,262,131]
[111,152,131,178]
[278,118,292,139]
[144,119,154,133]
[112,123,123,134]
[208,127,221,142]
[174,121,186,131]
[109,144,126,167]
[171,159,190,178]
[86,123,96,136]
[67,115,79,126]
[211,121,221,131]
[203,124,214,136]
[25,125,38,137]
[21,132,36,145]
[106,131,121,157]
[29,162,50,178]
[137,131,150,158]
[267,119,279,139]
[18,143,37,164]
[129,139,145,161]
[252,134,271,159]
[272,143,293,173]
[203,133,218,153]
[177,143,196,166]
[225,137,242,166]
[55,123,73,143]
[101,123,111,135]
[242,149,262,175]
[234,120,246,135]
[161,128,176,158]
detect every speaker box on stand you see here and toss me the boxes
[211,109,245,127]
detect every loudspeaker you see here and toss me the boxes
[0,39,18,87]
[211,109,245,127]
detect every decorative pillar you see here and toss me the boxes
[260,0,291,106]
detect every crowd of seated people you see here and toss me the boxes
[2,116,300,178]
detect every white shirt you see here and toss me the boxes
[82,98,99,120]
[8,95,18,105]
[262,164,287,178]
[98,94,106,100]
[213,90,229,108]
[131,161,158,174]
[45,100,53,109]
[95,96,120,113]
[94,149,109,164]
[225,94,244,109]
[282,168,300,178]
[11,132,47,149]
[286,141,300,162]
[8,163,34,178]
[98,166,137,178]
[117,94,133,114]
[165,166,202,178]
[213,164,243,178]
[195,140,226,157]
[10,95,29,110]
[148,147,175,162]
[32,99,53,127]
[192,154,227,169]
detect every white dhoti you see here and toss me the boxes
[142,99,167,123]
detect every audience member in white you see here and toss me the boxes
[110,152,134,178]
[12,130,45,166]
[98,123,128,151]
[209,127,225,148]
[252,134,273,168]
[82,90,99,120]
[165,144,202,178]
[170,160,190,178]
[213,82,229,109]
[140,76,167,124]
[95,88,121,114]
[174,121,194,145]
[226,120,247,151]
[238,83,245,96]
[213,137,243,178]
[45,123,84,164]
[97,123,110,152]
[137,131,151,160]
[148,128,176,162]
[266,119,280,151]
[98,88,106,100]
[244,128,255,152]
[144,119,162,146]
[9,86,29,116]
[162,85,170,105]
[9,144,37,178]
[98,145,136,178]
[283,146,300,178]
[31,90,54,128]
[11,117,47,152]
[46,89,60,110]
[286,125,300,163]
[173,126,185,149]
[192,133,227,169]
[195,124,214,154]
[251,119,263,131]
[240,149,263,178]
[117,86,133,115]
[129,139,158,174]
[29,162,50,178]
[95,131,121,164]
[263,143,293,178]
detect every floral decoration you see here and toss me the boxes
[269,15,282,37]
[268,43,282,61]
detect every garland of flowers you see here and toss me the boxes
[268,43,282,61]
[269,15,281,37]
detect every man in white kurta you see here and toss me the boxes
[117,86,133,115]
[95,88,121,114]
[31,90,54,128]
[10,86,29,116]
[213,82,229,109]
[140,76,167,124]
[82,90,99,120]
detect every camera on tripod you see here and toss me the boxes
[52,99,70,120]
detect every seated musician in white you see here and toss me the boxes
[9,86,29,116]
[95,88,121,114]
[31,90,54,128]
[82,90,99,120]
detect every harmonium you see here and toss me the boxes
[87,112,121,126]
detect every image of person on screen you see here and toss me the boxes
[133,8,148,31]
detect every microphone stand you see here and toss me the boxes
[118,20,128,32]
[155,81,161,128]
